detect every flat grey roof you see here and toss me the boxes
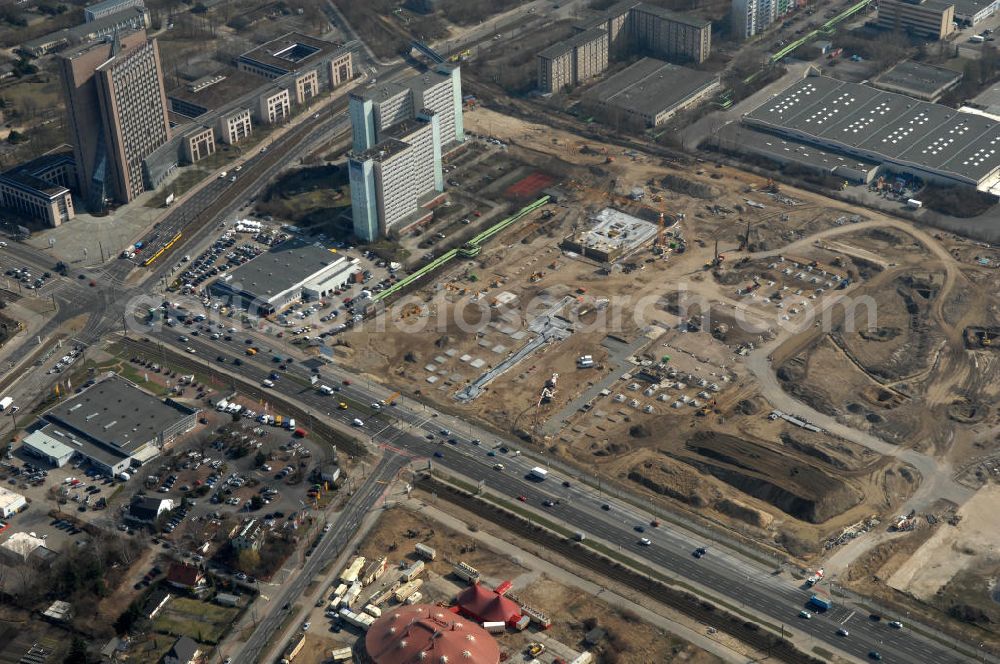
[356,78,411,104]
[408,64,456,97]
[214,239,342,300]
[952,0,995,15]
[583,57,718,117]
[539,27,607,59]
[873,60,962,97]
[744,75,1000,183]
[22,7,146,51]
[718,123,881,173]
[972,81,1000,113]
[44,375,191,452]
[22,430,75,459]
[633,2,710,28]
[238,31,346,73]
[168,68,265,115]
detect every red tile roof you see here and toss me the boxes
[365,604,501,664]
[166,563,203,588]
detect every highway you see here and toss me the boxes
[0,21,985,662]
[236,453,405,662]
[140,323,983,664]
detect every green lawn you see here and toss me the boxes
[145,169,209,208]
[152,597,239,644]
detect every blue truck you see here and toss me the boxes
[810,594,833,611]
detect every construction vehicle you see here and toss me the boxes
[805,568,825,587]
[528,643,546,657]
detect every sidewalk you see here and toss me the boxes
[241,469,394,664]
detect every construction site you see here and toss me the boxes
[332,101,1000,643]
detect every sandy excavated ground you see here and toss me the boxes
[888,484,1000,600]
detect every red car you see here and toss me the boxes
[343,379,352,385]
[517,495,527,502]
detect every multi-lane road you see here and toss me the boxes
[235,453,405,662]
[140,321,985,664]
[0,23,988,663]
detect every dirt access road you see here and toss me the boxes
[745,214,971,502]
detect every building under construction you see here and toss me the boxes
[560,207,660,262]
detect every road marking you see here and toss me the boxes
[841,611,854,625]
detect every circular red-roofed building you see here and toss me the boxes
[362,604,501,664]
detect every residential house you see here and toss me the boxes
[166,563,205,591]
[142,588,172,619]
[126,496,174,525]
[162,636,201,664]
[231,518,264,551]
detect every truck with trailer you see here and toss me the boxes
[521,604,552,628]
[329,647,353,662]
[415,543,437,560]
[528,467,548,480]
[453,561,481,583]
[339,556,366,583]
[371,580,401,606]
[362,556,387,586]
[341,581,362,607]
[339,608,375,630]
[809,594,832,611]
[394,579,423,603]
[401,559,425,582]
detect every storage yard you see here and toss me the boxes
[335,103,1000,571]
[287,504,725,664]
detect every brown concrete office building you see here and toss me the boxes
[181,126,215,163]
[59,29,170,209]
[877,0,956,39]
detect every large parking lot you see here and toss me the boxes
[155,223,395,347]
[171,222,289,295]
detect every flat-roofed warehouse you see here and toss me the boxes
[209,240,358,314]
[742,74,1000,192]
[714,123,881,185]
[581,57,719,130]
[34,375,198,476]
[21,430,76,467]
[872,60,963,102]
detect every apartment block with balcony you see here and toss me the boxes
[537,28,609,93]
[349,64,463,153]
[348,111,443,242]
